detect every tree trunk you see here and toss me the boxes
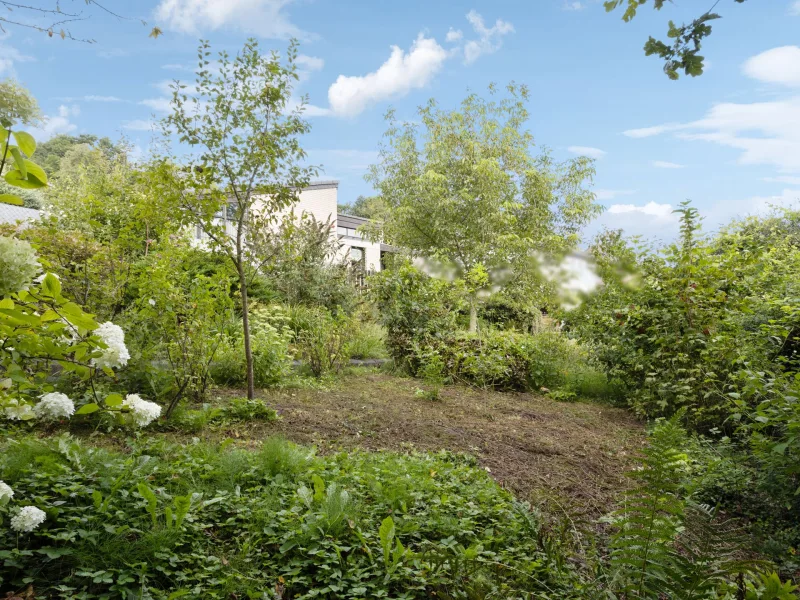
[468,295,478,334]
[238,265,256,399]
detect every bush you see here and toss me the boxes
[211,320,293,388]
[293,306,352,377]
[413,330,598,393]
[370,262,464,373]
[345,321,388,360]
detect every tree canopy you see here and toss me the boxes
[367,83,600,329]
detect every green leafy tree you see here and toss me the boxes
[35,133,123,176]
[338,194,388,220]
[158,38,317,399]
[605,0,747,80]
[366,83,600,332]
[0,79,42,127]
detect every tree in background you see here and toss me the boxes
[0,79,42,127]
[605,0,747,80]
[367,83,600,332]
[338,195,388,221]
[35,133,123,176]
[158,38,317,399]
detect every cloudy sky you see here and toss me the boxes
[1,0,798,243]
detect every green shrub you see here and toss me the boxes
[224,396,279,422]
[370,262,464,373]
[414,330,591,393]
[0,434,580,599]
[345,321,388,359]
[294,307,352,378]
[211,321,293,388]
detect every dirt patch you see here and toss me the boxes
[215,372,644,521]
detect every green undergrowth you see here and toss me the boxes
[0,435,584,599]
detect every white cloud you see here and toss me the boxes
[594,189,635,201]
[703,188,800,228]
[562,1,585,11]
[123,120,157,131]
[588,201,680,241]
[764,175,800,184]
[29,106,80,141]
[462,10,514,64]
[58,105,80,118]
[446,28,463,42]
[154,0,306,38]
[296,54,324,71]
[84,95,122,102]
[625,91,800,173]
[652,160,685,169]
[0,41,34,78]
[742,46,800,87]
[161,63,189,70]
[327,34,448,118]
[568,145,606,159]
[789,1,800,16]
[608,201,675,219]
[140,97,174,113]
[623,123,683,138]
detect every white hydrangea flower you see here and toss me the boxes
[0,481,13,502]
[10,506,46,532]
[122,394,162,428]
[0,236,39,296]
[4,400,35,421]
[33,392,75,420]
[92,322,130,369]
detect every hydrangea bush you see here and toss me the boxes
[0,237,159,429]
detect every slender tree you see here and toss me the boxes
[159,38,316,399]
[367,83,601,332]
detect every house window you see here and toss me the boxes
[349,246,365,269]
[337,226,362,238]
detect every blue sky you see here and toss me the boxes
[1,0,799,243]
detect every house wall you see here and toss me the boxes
[192,181,384,272]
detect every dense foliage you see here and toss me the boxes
[567,204,800,569]
[0,435,582,599]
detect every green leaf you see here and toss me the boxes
[0,193,23,206]
[4,159,47,189]
[42,273,62,297]
[312,474,325,503]
[12,131,36,157]
[75,403,100,415]
[105,393,124,407]
[0,308,41,327]
[10,147,26,178]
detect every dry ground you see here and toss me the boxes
[212,371,644,521]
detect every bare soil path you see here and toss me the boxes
[217,372,644,521]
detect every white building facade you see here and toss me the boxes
[192,180,387,272]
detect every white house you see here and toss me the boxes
[193,180,388,272]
